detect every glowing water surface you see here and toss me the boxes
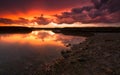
[0,30,86,74]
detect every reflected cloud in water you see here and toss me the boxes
[0,30,86,74]
[0,30,86,64]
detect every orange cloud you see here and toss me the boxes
[0,0,119,26]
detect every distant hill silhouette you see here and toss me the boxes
[0,26,32,34]
[0,26,120,35]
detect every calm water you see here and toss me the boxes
[0,30,86,74]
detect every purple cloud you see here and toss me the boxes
[54,0,120,24]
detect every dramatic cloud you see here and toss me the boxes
[0,18,14,24]
[0,16,50,25]
[104,0,120,13]
[0,18,29,25]
[91,0,109,9]
[32,15,51,25]
[54,0,120,24]
[15,18,29,25]
[0,0,119,25]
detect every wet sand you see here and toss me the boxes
[44,33,120,75]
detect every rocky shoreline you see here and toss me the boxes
[42,33,120,75]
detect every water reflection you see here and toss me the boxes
[0,30,86,47]
[0,30,86,74]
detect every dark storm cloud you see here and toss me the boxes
[71,6,94,14]
[104,0,120,13]
[54,0,120,24]
[0,0,92,14]
[54,6,94,24]
[91,0,109,9]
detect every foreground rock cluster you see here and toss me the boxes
[44,33,120,75]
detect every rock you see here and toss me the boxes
[61,51,70,58]
[77,57,88,63]
[66,43,71,47]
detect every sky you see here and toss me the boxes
[0,0,120,27]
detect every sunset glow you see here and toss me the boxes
[0,1,120,75]
[0,0,119,27]
[0,31,63,46]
